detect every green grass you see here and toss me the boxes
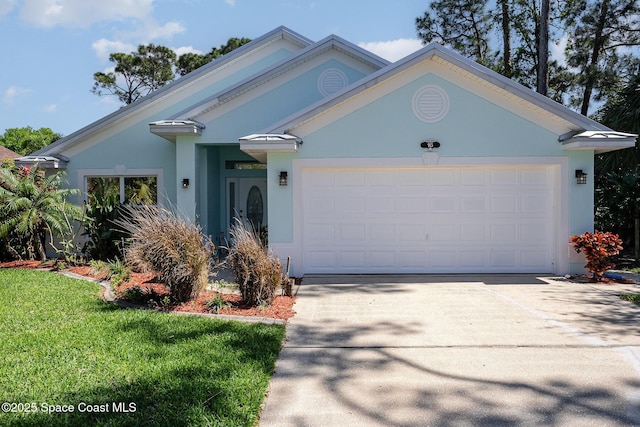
[620,293,640,306]
[0,269,285,427]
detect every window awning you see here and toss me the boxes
[239,134,301,162]
[560,131,637,154]
[149,120,205,142]
[14,155,68,169]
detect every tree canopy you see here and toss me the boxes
[92,37,251,105]
[0,127,61,156]
[416,0,640,113]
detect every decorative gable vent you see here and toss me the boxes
[412,85,450,123]
[318,68,348,97]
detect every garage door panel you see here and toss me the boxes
[339,223,366,241]
[491,196,518,213]
[490,168,518,185]
[306,223,335,241]
[399,224,427,241]
[431,169,457,185]
[339,197,365,215]
[367,196,395,214]
[431,196,457,213]
[339,251,365,269]
[491,250,518,268]
[398,197,426,213]
[306,251,336,270]
[302,166,554,273]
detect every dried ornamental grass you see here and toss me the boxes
[116,204,212,303]
[227,218,282,306]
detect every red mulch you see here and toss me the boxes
[1,262,296,322]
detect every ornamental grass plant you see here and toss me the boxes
[227,218,282,306]
[116,204,213,303]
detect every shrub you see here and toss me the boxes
[227,218,282,306]
[115,204,212,303]
[82,177,127,261]
[569,230,623,282]
[0,166,82,261]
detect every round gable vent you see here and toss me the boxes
[318,68,348,97]
[412,85,450,123]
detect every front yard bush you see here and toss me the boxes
[0,165,82,261]
[227,218,282,306]
[116,204,213,303]
[570,230,623,282]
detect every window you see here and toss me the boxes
[87,176,157,205]
[225,161,266,170]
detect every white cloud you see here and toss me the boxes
[358,38,423,62]
[173,45,203,57]
[551,35,568,67]
[225,0,236,5]
[0,0,16,15]
[119,19,185,42]
[3,86,32,104]
[20,0,154,28]
[92,39,136,61]
[43,104,57,113]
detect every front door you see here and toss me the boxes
[226,177,267,236]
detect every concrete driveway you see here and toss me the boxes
[259,274,640,426]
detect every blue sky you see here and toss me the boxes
[0,0,427,137]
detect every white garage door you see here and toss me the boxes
[302,166,555,274]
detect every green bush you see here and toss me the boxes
[82,177,127,261]
[0,165,82,261]
[116,204,212,303]
[227,218,282,306]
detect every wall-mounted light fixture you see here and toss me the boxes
[279,171,288,186]
[420,139,441,151]
[575,170,587,185]
[182,178,190,189]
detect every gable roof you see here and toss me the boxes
[35,26,312,156]
[0,145,20,160]
[264,43,619,138]
[165,34,390,123]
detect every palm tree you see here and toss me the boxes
[0,166,82,260]
[595,74,640,259]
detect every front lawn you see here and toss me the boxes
[0,269,285,426]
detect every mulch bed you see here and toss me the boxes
[0,261,296,322]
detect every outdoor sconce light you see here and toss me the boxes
[420,139,441,151]
[279,171,288,186]
[575,170,587,185]
[182,178,190,189]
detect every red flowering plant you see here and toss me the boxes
[569,231,623,282]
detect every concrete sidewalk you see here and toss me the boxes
[259,275,640,426]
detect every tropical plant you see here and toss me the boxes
[0,166,82,261]
[227,218,282,307]
[82,177,127,260]
[594,73,640,258]
[569,230,623,282]
[115,204,213,303]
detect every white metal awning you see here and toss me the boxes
[14,155,68,169]
[149,119,205,142]
[560,130,637,154]
[239,134,302,162]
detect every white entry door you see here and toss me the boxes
[226,177,267,234]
